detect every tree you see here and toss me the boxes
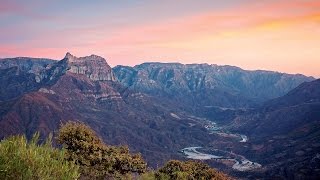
[155,160,229,180]
[57,121,147,179]
[0,133,79,180]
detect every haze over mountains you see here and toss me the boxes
[0,53,318,179]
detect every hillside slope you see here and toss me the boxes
[231,79,320,179]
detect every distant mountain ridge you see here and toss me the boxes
[113,62,314,115]
[1,54,313,106]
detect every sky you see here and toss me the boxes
[0,0,319,77]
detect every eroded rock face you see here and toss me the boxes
[0,53,117,101]
[113,63,314,105]
[65,52,116,81]
[0,57,54,73]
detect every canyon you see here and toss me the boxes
[0,53,318,179]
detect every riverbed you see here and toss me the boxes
[181,116,261,171]
[181,147,261,171]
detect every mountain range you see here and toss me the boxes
[0,53,318,179]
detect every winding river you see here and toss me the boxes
[181,117,261,171]
[181,147,261,171]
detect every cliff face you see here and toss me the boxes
[0,57,55,73]
[65,52,116,81]
[113,63,314,109]
[0,53,117,101]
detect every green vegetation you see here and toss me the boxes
[0,121,229,180]
[0,133,79,180]
[57,121,147,179]
[155,160,229,180]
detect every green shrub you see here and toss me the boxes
[155,160,229,180]
[138,171,159,180]
[0,133,79,180]
[57,121,147,179]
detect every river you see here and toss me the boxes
[181,147,261,171]
[181,117,261,171]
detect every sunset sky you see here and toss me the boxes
[0,0,319,77]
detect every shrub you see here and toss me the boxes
[138,171,161,180]
[57,121,147,179]
[0,133,79,180]
[155,160,229,180]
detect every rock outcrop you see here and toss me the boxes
[0,53,117,101]
[65,52,116,81]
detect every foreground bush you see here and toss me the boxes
[155,160,229,180]
[0,133,79,180]
[57,121,147,179]
[0,122,230,180]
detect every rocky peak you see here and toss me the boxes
[64,52,116,81]
[64,52,77,62]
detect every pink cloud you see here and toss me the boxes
[0,1,24,14]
